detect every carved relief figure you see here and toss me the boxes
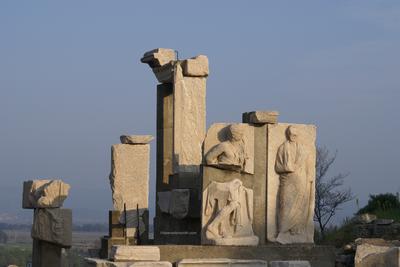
[205,124,249,172]
[202,179,259,246]
[275,125,314,244]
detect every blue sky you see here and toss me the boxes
[1,1,399,224]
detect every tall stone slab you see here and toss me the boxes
[142,49,208,244]
[266,123,316,244]
[109,139,151,240]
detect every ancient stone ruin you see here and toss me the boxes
[26,48,340,267]
[23,179,72,267]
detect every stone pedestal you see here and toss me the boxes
[32,239,69,267]
[177,258,268,266]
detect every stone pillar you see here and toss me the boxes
[22,179,72,267]
[141,48,209,244]
[106,135,152,247]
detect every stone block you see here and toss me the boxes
[266,123,316,244]
[177,258,267,266]
[32,239,69,267]
[85,258,172,267]
[355,243,400,267]
[270,261,311,267]
[157,189,190,219]
[242,111,279,124]
[182,55,209,77]
[120,135,154,145]
[22,179,70,209]
[110,245,160,262]
[141,48,176,68]
[99,236,136,259]
[32,208,72,247]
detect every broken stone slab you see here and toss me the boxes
[120,135,154,145]
[269,261,311,267]
[110,246,160,262]
[22,179,70,209]
[182,55,209,77]
[157,189,190,219]
[85,258,172,267]
[355,243,400,267]
[242,111,279,124]
[141,48,176,68]
[177,258,267,266]
[374,219,395,225]
[32,208,72,247]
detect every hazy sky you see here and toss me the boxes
[1,1,399,224]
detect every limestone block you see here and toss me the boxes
[109,143,150,237]
[120,135,154,145]
[173,63,206,175]
[182,55,209,77]
[266,123,316,244]
[157,189,190,219]
[177,258,267,266]
[242,111,279,124]
[204,123,254,174]
[85,258,172,267]
[270,261,311,267]
[110,245,160,262]
[355,243,400,267]
[353,213,377,224]
[202,179,259,246]
[22,179,70,209]
[141,48,176,68]
[32,208,72,247]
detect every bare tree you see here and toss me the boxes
[314,146,354,238]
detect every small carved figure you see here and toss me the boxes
[275,125,314,244]
[203,179,258,246]
[205,124,249,172]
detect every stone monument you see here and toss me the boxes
[85,49,335,267]
[141,48,209,244]
[23,179,72,267]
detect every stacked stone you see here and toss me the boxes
[100,135,152,259]
[141,48,209,244]
[22,179,72,267]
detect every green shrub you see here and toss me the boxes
[358,193,400,215]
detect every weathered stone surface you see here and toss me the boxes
[32,239,69,267]
[22,179,70,209]
[182,55,209,77]
[270,261,311,267]
[109,144,150,238]
[157,189,191,219]
[120,135,154,145]
[173,63,206,175]
[204,123,254,174]
[158,245,336,267]
[375,219,395,225]
[355,243,400,267]
[242,111,279,124]
[110,245,160,262]
[32,208,72,247]
[202,179,258,246]
[177,258,267,266]
[266,123,316,244]
[85,258,172,267]
[141,48,176,68]
[100,236,136,259]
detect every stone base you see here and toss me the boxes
[32,239,69,267]
[177,258,267,266]
[110,245,160,261]
[158,245,335,267]
[270,261,311,267]
[100,236,136,259]
[85,258,172,267]
[210,236,259,246]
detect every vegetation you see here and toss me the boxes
[0,244,31,267]
[314,146,354,238]
[357,193,400,221]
